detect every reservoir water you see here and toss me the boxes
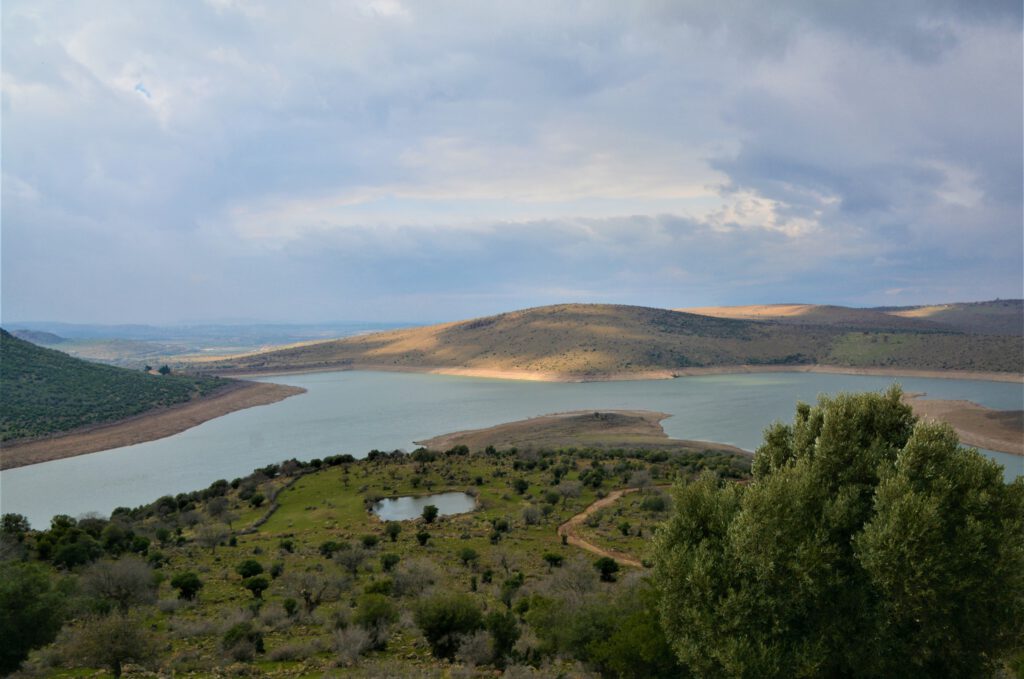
[372,492,477,522]
[2,370,1021,528]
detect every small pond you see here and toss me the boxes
[372,491,477,521]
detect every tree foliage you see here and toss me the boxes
[414,591,484,659]
[0,561,70,674]
[66,613,160,678]
[653,386,1024,677]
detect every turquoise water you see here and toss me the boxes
[372,492,477,521]
[2,370,1020,528]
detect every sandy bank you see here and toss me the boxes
[414,409,752,457]
[224,362,1022,385]
[904,395,1023,457]
[0,381,306,470]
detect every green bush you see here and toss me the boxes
[414,592,483,659]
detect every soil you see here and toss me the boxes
[904,394,1023,456]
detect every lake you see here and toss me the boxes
[371,492,478,522]
[2,370,1021,527]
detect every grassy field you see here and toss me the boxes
[196,302,1023,379]
[0,329,228,442]
[5,436,750,677]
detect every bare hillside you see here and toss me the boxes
[875,300,1023,335]
[199,303,1023,379]
[679,304,945,331]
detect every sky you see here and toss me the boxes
[2,1,1022,325]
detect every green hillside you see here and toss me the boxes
[0,329,227,442]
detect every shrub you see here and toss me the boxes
[170,571,203,600]
[243,576,269,599]
[640,493,667,512]
[334,626,372,666]
[354,594,398,649]
[380,553,400,572]
[0,561,69,675]
[235,559,263,579]
[422,505,439,523]
[594,557,619,582]
[222,621,264,659]
[459,548,479,567]
[414,592,484,659]
[486,609,520,666]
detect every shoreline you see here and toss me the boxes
[221,362,1023,385]
[904,395,1022,457]
[0,381,306,470]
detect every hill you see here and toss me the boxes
[677,303,945,330]
[10,329,66,345]
[683,300,1023,336]
[874,299,1023,335]
[0,329,231,442]
[199,303,1024,379]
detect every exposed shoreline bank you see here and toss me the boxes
[904,395,1023,457]
[0,381,306,470]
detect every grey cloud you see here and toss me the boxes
[2,0,1020,324]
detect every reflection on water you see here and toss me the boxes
[2,370,1020,527]
[372,492,477,521]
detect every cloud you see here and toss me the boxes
[1,1,1020,323]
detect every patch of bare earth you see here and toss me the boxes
[415,409,750,456]
[903,395,1023,457]
[0,381,305,469]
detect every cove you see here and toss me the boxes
[2,370,1021,528]
[371,492,477,522]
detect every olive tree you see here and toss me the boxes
[653,387,1024,678]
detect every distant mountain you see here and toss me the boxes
[200,303,1023,379]
[10,329,66,345]
[0,329,228,442]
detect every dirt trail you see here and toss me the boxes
[558,488,648,568]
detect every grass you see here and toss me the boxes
[14,440,750,677]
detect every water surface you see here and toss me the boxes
[372,492,477,521]
[2,370,1020,527]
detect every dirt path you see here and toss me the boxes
[0,381,306,469]
[558,488,647,568]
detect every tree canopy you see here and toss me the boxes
[653,386,1024,677]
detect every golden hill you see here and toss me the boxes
[682,300,1023,335]
[199,303,1023,380]
[877,300,1023,335]
[679,303,943,330]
